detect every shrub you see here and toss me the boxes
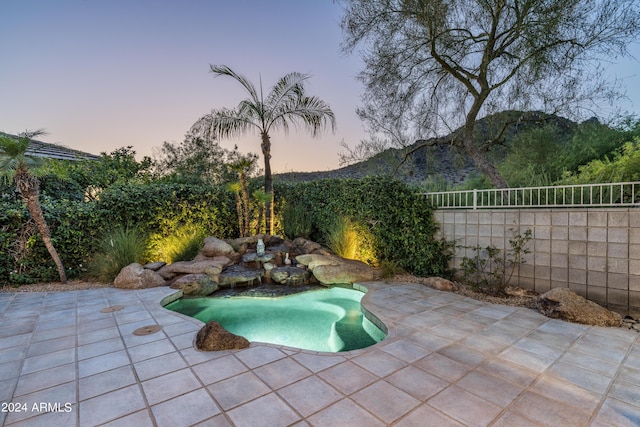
[460,228,532,294]
[88,225,147,281]
[325,216,359,259]
[275,176,451,277]
[282,201,312,239]
[147,222,207,263]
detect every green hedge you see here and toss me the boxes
[274,177,451,277]
[0,178,450,285]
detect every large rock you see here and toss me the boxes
[195,321,250,351]
[295,254,340,270]
[270,266,312,286]
[157,257,232,280]
[218,265,264,287]
[423,277,458,292]
[171,274,218,296]
[201,237,235,257]
[312,259,376,285]
[537,288,622,327]
[114,263,166,289]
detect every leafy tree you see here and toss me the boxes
[339,0,640,187]
[191,65,336,234]
[0,131,67,283]
[155,134,237,185]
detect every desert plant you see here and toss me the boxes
[326,216,359,260]
[88,224,147,281]
[147,222,207,264]
[460,228,532,294]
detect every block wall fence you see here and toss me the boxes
[433,208,640,313]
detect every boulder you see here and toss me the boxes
[537,288,622,327]
[295,254,340,270]
[157,257,232,280]
[423,277,458,292]
[143,261,166,271]
[114,263,166,289]
[201,237,235,257]
[312,259,376,285]
[195,321,250,351]
[218,266,264,287]
[171,274,218,296]
[270,266,312,286]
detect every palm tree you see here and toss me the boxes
[192,65,336,234]
[0,130,67,283]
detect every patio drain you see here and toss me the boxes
[100,305,125,313]
[133,325,162,336]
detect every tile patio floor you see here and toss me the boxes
[0,282,639,426]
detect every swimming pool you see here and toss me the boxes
[164,287,386,352]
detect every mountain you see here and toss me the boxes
[274,111,579,186]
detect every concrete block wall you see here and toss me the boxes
[434,208,640,312]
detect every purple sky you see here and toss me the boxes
[2,1,639,172]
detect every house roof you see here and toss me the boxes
[1,133,100,161]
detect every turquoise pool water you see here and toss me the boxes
[164,287,386,352]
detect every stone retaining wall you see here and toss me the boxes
[434,208,640,312]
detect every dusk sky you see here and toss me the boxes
[2,1,639,173]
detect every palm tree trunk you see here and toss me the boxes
[240,171,250,237]
[261,132,274,234]
[16,170,67,283]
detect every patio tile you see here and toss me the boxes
[100,410,155,427]
[456,370,524,407]
[14,363,76,397]
[395,404,465,427]
[414,352,470,382]
[141,368,201,405]
[478,359,539,387]
[351,381,421,424]
[21,348,75,375]
[571,334,632,363]
[77,317,117,334]
[4,382,76,425]
[278,376,343,417]
[169,332,196,350]
[507,390,592,427]
[547,361,613,395]
[234,345,286,369]
[559,348,620,376]
[497,346,555,373]
[0,333,31,351]
[192,413,234,426]
[591,397,640,427]
[133,352,187,381]
[0,321,36,338]
[513,336,567,360]
[306,398,385,427]
[79,384,146,426]
[5,406,77,427]
[291,353,346,373]
[78,350,130,378]
[386,365,449,400]
[0,345,28,364]
[428,385,503,427]
[76,326,120,346]
[126,338,176,363]
[0,377,18,402]
[207,372,271,410]
[490,411,545,427]
[151,388,220,427]
[192,354,248,385]
[609,379,640,407]
[380,340,429,363]
[253,357,312,390]
[26,335,76,358]
[79,365,137,401]
[317,361,378,395]
[530,374,601,413]
[351,349,405,377]
[78,336,125,360]
[226,393,300,427]
[437,343,486,367]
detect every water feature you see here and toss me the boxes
[164,287,386,352]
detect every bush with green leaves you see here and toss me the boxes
[281,201,312,239]
[88,225,147,281]
[460,228,532,294]
[275,177,451,277]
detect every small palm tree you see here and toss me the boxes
[192,65,336,234]
[0,130,67,283]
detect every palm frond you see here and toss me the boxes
[268,96,336,137]
[191,108,257,140]
[264,72,309,111]
[210,65,260,104]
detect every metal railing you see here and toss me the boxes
[421,181,640,209]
